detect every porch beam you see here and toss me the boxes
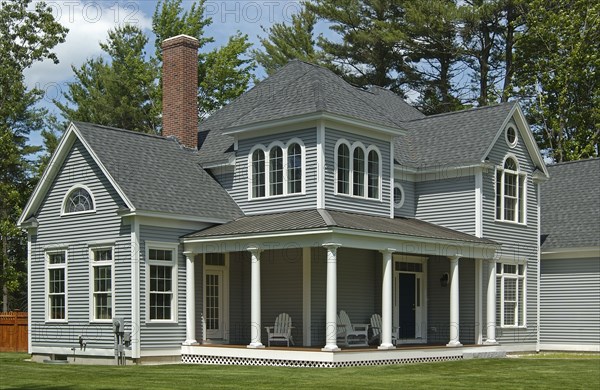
[379,248,396,350]
[484,258,499,345]
[183,252,199,345]
[447,255,463,347]
[247,247,264,348]
[322,243,341,352]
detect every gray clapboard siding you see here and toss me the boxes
[394,180,416,218]
[337,248,378,326]
[311,247,327,346]
[427,257,450,342]
[139,225,192,350]
[482,126,539,344]
[228,251,250,344]
[458,259,476,344]
[30,140,130,350]
[324,128,391,217]
[540,258,600,346]
[209,166,235,191]
[415,176,476,236]
[229,128,318,215]
[260,249,304,345]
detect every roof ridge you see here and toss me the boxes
[547,157,600,168]
[73,121,167,141]
[405,101,516,123]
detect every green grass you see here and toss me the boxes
[0,352,598,389]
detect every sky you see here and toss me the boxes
[23,0,318,146]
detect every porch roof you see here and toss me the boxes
[183,209,495,246]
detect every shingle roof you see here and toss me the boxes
[184,209,496,245]
[74,122,242,221]
[197,60,424,165]
[541,158,600,250]
[395,102,516,167]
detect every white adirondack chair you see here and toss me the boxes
[369,313,399,345]
[337,310,369,347]
[265,313,294,347]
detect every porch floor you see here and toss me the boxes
[181,343,511,368]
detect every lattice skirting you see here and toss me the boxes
[181,353,463,368]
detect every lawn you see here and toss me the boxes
[0,353,598,390]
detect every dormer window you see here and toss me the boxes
[62,186,95,215]
[249,140,304,199]
[335,140,381,200]
[495,156,526,224]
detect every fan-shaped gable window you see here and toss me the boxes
[63,186,95,215]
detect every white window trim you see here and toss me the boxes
[89,245,115,323]
[61,184,96,216]
[334,139,382,201]
[45,248,68,323]
[497,258,527,329]
[202,253,230,341]
[393,183,405,209]
[145,241,179,323]
[505,125,518,148]
[495,154,527,225]
[247,139,306,200]
[366,145,382,200]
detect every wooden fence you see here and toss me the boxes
[0,312,28,352]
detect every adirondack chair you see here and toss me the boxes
[265,313,294,347]
[336,310,369,347]
[369,314,399,345]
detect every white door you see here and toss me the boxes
[204,270,224,339]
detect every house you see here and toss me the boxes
[540,158,600,352]
[18,35,551,366]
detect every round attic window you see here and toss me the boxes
[394,184,405,208]
[506,126,518,148]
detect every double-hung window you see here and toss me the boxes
[249,140,304,198]
[147,243,177,321]
[91,247,113,321]
[496,262,526,327]
[495,156,526,223]
[47,250,67,321]
[335,140,381,200]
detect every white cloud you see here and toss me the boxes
[24,1,153,92]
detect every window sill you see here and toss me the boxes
[494,219,527,227]
[45,319,68,324]
[146,320,178,325]
[499,325,527,329]
[248,192,306,201]
[334,192,382,202]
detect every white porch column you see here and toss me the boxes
[247,247,264,348]
[322,243,341,352]
[379,249,396,350]
[447,255,463,347]
[183,252,198,345]
[484,259,499,345]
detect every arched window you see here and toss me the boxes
[353,147,365,196]
[64,187,94,214]
[251,149,265,198]
[287,143,302,194]
[496,156,526,223]
[269,146,283,196]
[367,149,380,199]
[337,143,350,194]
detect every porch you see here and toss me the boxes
[181,210,503,358]
[181,343,508,368]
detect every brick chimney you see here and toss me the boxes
[162,34,199,149]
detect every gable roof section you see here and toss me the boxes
[396,102,549,175]
[73,122,242,221]
[184,209,496,246]
[395,102,516,167]
[541,158,600,251]
[20,122,242,225]
[197,61,424,165]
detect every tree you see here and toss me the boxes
[153,0,255,118]
[56,25,159,133]
[252,8,322,75]
[306,0,410,93]
[514,0,600,162]
[0,0,68,311]
[404,0,466,114]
